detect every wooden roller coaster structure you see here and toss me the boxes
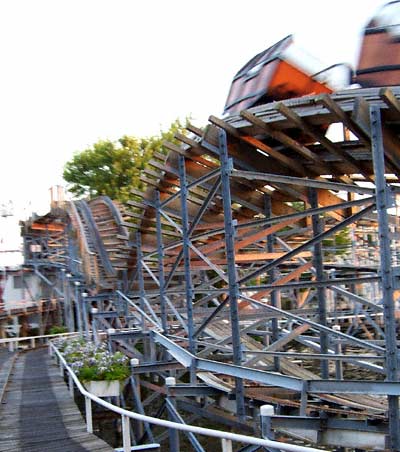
[19,4,400,450]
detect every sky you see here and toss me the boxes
[0,0,390,265]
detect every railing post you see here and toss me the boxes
[59,360,64,377]
[130,358,145,440]
[8,341,14,353]
[260,404,279,452]
[30,338,35,349]
[107,328,116,353]
[221,438,233,452]
[121,414,131,452]
[68,374,74,398]
[85,396,93,433]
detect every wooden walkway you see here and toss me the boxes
[0,347,113,452]
[0,349,15,403]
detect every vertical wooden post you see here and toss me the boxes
[221,438,233,452]
[122,415,131,452]
[85,396,93,433]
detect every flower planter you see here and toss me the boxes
[84,380,121,397]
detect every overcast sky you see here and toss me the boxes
[0,0,390,264]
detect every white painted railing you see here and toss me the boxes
[0,332,78,352]
[50,342,329,452]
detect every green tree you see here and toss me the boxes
[63,118,188,202]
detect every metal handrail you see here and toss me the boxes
[0,332,78,351]
[50,342,329,452]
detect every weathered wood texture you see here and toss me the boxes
[0,349,15,403]
[0,348,113,452]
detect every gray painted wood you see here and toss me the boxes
[0,348,113,452]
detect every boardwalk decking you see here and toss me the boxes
[0,349,15,403]
[0,347,113,452]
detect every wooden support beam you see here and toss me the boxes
[251,262,313,301]
[31,223,65,232]
[240,110,319,162]
[233,219,295,252]
[379,87,400,118]
[276,102,371,179]
[169,221,304,255]
[174,132,208,158]
[314,93,371,143]
[130,187,146,198]
[209,115,306,175]
[186,123,204,137]
[164,251,312,265]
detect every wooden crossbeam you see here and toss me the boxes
[209,115,306,175]
[240,109,319,162]
[276,102,368,178]
[251,262,314,301]
[380,87,400,118]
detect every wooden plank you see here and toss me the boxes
[126,199,148,209]
[209,115,306,175]
[314,93,371,143]
[195,218,296,257]
[130,187,146,197]
[251,262,314,301]
[379,87,400,118]
[234,218,297,252]
[240,109,319,162]
[276,102,368,178]
[0,349,113,452]
[186,123,203,137]
[164,251,311,265]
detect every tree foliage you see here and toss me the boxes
[63,119,188,202]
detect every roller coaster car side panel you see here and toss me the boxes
[223,35,332,116]
[225,59,332,115]
[356,21,400,87]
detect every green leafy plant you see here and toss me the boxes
[49,325,68,335]
[54,337,130,382]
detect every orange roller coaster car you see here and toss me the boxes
[224,2,400,116]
